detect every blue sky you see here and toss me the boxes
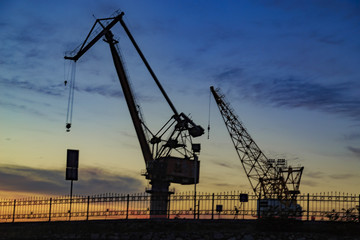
[0,0,359,198]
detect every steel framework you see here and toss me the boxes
[210,86,304,201]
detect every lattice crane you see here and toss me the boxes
[210,86,303,201]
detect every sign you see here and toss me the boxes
[240,193,248,202]
[67,150,79,168]
[66,168,78,181]
[66,149,79,181]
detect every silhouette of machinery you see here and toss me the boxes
[210,86,304,217]
[64,11,204,218]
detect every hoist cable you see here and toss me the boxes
[70,62,76,123]
[65,62,72,124]
[207,89,211,139]
[65,61,76,131]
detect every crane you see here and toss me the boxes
[64,11,204,218]
[210,86,304,217]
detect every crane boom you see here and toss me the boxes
[105,31,153,164]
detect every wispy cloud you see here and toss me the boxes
[210,159,242,170]
[0,164,143,196]
[304,170,326,180]
[343,133,360,141]
[214,71,360,121]
[303,169,358,182]
[315,34,344,45]
[347,146,360,159]
[300,179,319,188]
[214,67,243,82]
[0,100,45,117]
[81,85,123,98]
[0,76,63,97]
[328,173,358,180]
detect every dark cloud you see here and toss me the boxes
[300,179,319,188]
[210,159,242,170]
[303,169,358,185]
[0,100,45,117]
[328,173,357,180]
[0,164,143,196]
[347,146,360,159]
[304,170,326,179]
[215,73,360,121]
[217,163,232,168]
[212,183,244,189]
[316,34,344,45]
[0,76,124,101]
[261,0,360,21]
[214,67,243,82]
[343,133,360,141]
[81,85,123,98]
[213,162,238,170]
[0,76,63,97]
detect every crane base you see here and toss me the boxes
[146,180,173,219]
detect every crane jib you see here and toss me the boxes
[64,12,179,118]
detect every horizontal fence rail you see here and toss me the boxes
[0,191,359,223]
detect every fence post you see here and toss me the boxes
[197,200,200,219]
[167,195,171,219]
[12,200,16,223]
[49,198,52,222]
[86,196,90,221]
[211,193,215,220]
[126,194,130,219]
[307,193,310,221]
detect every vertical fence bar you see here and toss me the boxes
[126,194,129,219]
[307,193,310,221]
[86,196,90,221]
[12,200,16,223]
[49,198,52,222]
[167,195,171,219]
[211,193,214,220]
[193,190,196,219]
[197,200,200,219]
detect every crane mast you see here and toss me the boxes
[64,11,204,218]
[210,86,303,201]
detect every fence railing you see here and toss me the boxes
[0,191,359,223]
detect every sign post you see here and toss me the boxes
[66,149,79,221]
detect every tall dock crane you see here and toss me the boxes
[64,11,204,218]
[210,86,304,217]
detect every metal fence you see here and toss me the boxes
[0,191,359,223]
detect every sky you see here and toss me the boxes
[0,0,359,199]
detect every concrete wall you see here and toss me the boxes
[0,219,359,239]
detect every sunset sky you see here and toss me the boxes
[0,0,359,199]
